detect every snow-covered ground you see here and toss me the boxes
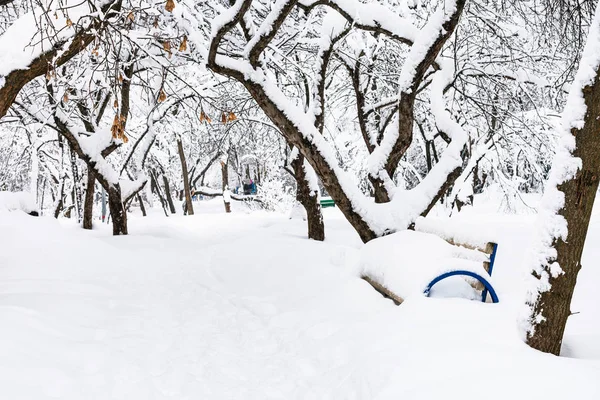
[1,198,599,399]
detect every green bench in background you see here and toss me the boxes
[320,198,335,208]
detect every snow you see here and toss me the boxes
[222,188,232,202]
[1,198,599,399]
[0,191,38,214]
[312,0,419,43]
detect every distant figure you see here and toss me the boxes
[243,179,253,195]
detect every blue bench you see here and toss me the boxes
[423,243,499,303]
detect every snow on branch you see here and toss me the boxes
[205,0,469,239]
[298,0,418,45]
[245,0,298,65]
[0,0,122,118]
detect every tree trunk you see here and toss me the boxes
[54,176,66,218]
[83,169,95,229]
[221,160,231,213]
[69,149,83,222]
[177,138,194,216]
[291,154,325,241]
[163,175,177,214]
[369,176,391,203]
[526,13,600,354]
[107,187,127,235]
[137,193,147,217]
[150,170,169,217]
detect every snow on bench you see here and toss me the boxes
[360,230,497,305]
[0,191,38,216]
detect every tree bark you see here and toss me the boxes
[291,153,325,241]
[526,21,600,354]
[177,138,194,216]
[221,160,231,213]
[107,187,127,235]
[83,169,95,229]
[527,93,600,354]
[162,175,177,214]
[54,176,66,218]
[137,193,147,217]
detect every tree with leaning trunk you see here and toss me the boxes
[524,2,600,355]
[203,0,468,243]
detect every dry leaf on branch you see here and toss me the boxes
[228,112,237,122]
[179,36,188,52]
[165,0,175,12]
[110,114,129,143]
[158,89,167,103]
[199,111,212,123]
[111,115,121,139]
[163,41,172,58]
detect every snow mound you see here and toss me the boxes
[0,191,38,214]
[360,230,490,301]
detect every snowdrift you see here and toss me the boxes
[0,191,38,215]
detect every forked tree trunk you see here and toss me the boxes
[527,14,600,354]
[207,0,466,243]
[177,137,194,216]
[291,153,324,241]
[83,169,95,229]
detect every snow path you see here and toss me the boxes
[1,200,599,399]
